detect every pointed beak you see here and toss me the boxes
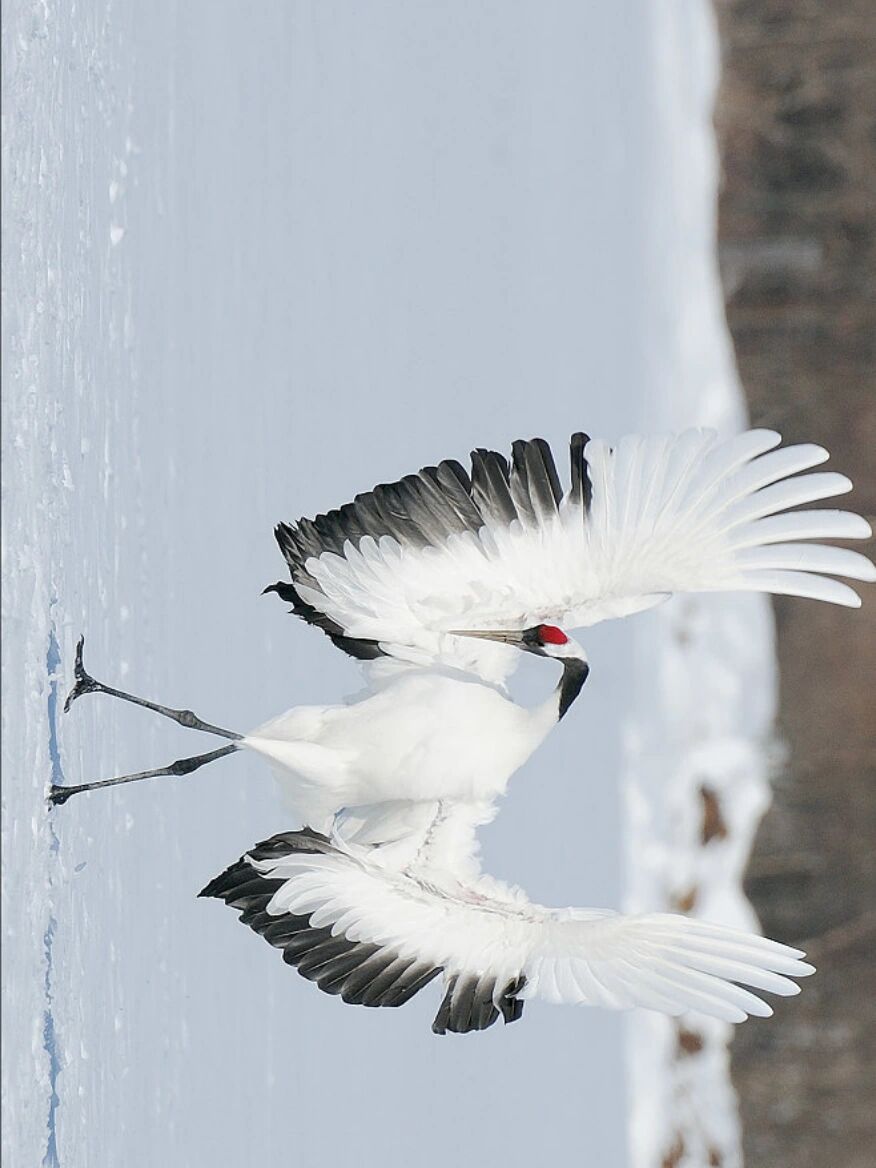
[448,629,525,646]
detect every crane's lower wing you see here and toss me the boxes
[270,430,873,678]
[200,828,814,1035]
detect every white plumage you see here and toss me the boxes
[292,430,872,681]
[243,654,576,837]
[200,819,815,1034]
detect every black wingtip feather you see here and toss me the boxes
[510,441,538,527]
[201,830,449,1025]
[498,975,527,1025]
[203,830,529,1036]
[262,573,385,662]
[470,448,517,527]
[569,431,592,512]
[532,438,563,506]
[522,437,563,521]
[431,972,527,1033]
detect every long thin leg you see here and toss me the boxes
[49,743,239,806]
[64,636,242,742]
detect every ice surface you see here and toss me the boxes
[2,3,769,1167]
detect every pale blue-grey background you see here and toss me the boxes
[3,3,714,1165]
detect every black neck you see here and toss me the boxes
[557,658,590,720]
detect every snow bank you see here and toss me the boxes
[622,6,776,1168]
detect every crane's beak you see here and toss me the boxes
[448,629,526,646]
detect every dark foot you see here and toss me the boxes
[45,742,239,807]
[64,635,101,713]
[59,638,241,740]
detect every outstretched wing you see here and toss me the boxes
[269,430,874,674]
[201,828,814,1035]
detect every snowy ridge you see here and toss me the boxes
[622,4,782,1167]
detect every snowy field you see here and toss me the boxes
[2,3,773,1166]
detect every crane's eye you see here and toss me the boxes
[538,624,568,645]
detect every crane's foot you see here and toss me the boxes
[47,742,239,807]
[60,634,241,740]
[64,635,102,712]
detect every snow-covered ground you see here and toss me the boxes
[2,3,773,1167]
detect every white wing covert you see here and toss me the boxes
[201,827,815,1035]
[268,430,873,678]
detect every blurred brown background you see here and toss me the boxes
[714,2,876,1165]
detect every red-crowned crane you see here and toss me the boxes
[51,427,872,1032]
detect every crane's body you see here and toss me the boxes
[244,655,582,829]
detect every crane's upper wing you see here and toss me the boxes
[201,827,814,1035]
[270,430,874,674]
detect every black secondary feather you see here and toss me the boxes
[268,434,593,658]
[202,840,429,1010]
[200,829,526,1035]
[262,577,385,662]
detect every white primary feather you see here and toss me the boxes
[289,429,873,680]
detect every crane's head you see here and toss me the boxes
[450,623,587,663]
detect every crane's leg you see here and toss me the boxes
[64,636,241,742]
[49,743,239,806]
